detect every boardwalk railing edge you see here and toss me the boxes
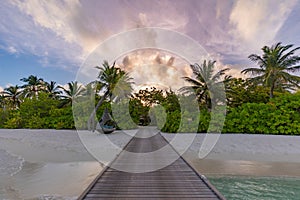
[159,131,227,200]
[77,129,137,200]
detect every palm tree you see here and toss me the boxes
[0,94,4,109]
[45,81,61,99]
[1,85,22,109]
[88,60,133,131]
[20,75,45,98]
[242,42,300,98]
[59,81,85,107]
[181,60,229,109]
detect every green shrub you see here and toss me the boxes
[150,105,167,130]
[3,110,23,129]
[223,93,300,134]
[161,110,181,133]
[0,108,10,128]
[18,93,59,128]
[111,101,137,130]
[50,106,75,129]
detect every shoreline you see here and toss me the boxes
[0,129,102,199]
[187,156,300,178]
[1,129,300,199]
[161,132,300,178]
[162,133,300,163]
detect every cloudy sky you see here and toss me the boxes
[1,0,300,91]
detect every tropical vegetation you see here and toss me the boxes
[242,42,300,98]
[87,61,133,131]
[0,42,300,134]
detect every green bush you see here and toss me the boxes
[49,106,75,129]
[3,110,23,129]
[1,86,299,135]
[161,110,181,133]
[223,93,300,134]
[111,101,137,130]
[150,105,167,129]
[3,92,76,129]
[0,108,11,128]
[73,100,96,130]
[18,93,59,129]
[198,108,211,132]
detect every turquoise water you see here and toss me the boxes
[209,176,300,200]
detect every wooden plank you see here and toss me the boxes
[78,127,226,200]
[85,194,220,198]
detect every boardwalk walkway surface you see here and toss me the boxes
[79,127,225,200]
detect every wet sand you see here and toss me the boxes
[187,156,300,177]
[1,161,101,200]
[0,129,131,200]
[162,133,300,177]
[1,129,300,199]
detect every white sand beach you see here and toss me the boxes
[0,129,131,200]
[162,133,300,163]
[1,129,300,199]
[162,133,300,177]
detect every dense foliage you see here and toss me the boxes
[223,92,300,134]
[1,43,300,134]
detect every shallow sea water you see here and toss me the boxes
[209,176,300,200]
[0,161,101,200]
[1,130,300,199]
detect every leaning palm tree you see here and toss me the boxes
[242,42,300,98]
[45,81,61,99]
[59,81,85,107]
[20,75,45,98]
[181,60,229,109]
[88,60,133,131]
[1,85,22,109]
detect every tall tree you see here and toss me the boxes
[242,42,300,98]
[45,81,61,99]
[130,87,168,126]
[131,87,164,108]
[0,94,4,108]
[88,61,133,131]
[59,81,85,107]
[181,60,229,109]
[1,85,22,109]
[20,75,45,98]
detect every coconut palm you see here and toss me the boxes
[1,85,22,109]
[242,42,300,98]
[181,60,229,109]
[59,81,85,107]
[45,81,61,99]
[20,75,45,98]
[88,60,133,131]
[0,94,4,108]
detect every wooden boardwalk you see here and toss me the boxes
[79,127,225,200]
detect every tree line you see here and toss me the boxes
[1,42,300,134]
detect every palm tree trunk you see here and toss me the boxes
[88,90,110,131]
[270,84,275,98]
[13,96,16,109]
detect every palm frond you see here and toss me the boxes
[248,54,267,68]
[212,68,230,82]
[241,68,264,76]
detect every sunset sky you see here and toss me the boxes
[1,0,300,91]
